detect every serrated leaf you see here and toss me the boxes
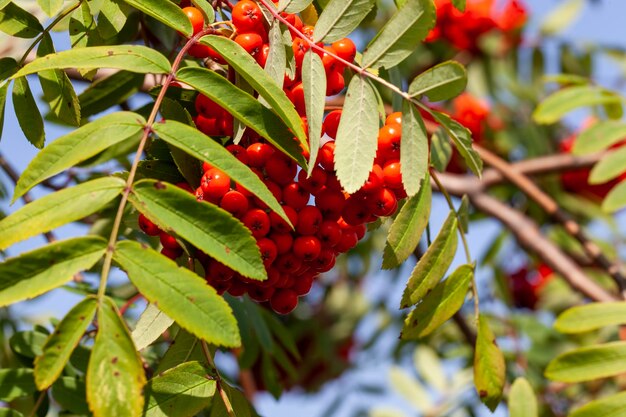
[533,86,622,125]
[114,240,241,347]
[12,77,45,149]
[588,146,626,184]
[302,50,325,171]
[129,179,265,279]
[382,178,431,269]
[556,302,626,334]
[13,45,171,79]
[199,36,308,153]
[79,71,145,118]
[13,111,144,202]
[540,0,584,36]
[602,181,626,213]
[0,368,36,401]
[408,60,467,101]
[362,0,435,69]
[313,0,375,43]
[401,264,472,339]
[123,0,192,35]
[37,35,81,126]
[474,315,505,412]
[132,303,174,350]
[34,297,97,389]
[334,75,379,193]
[69,1,98,49]
[570,391,626,417]
[279,0,313,13]
[400,101,429,196]
[51,377,90,415]
[86,297,146,417]
[0,2,43,38]
[509,377,537,417]
[573,120,626,155]
[430,128,452,171]
[0,237,107,307]
[546,341,626,382]
[432,110,482,176]
[176,67,307,168]
[400,211,457,308]
[264,19,287,89]
[144,361,216,417]
[0,177,124,251]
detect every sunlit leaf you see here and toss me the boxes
[546,341,626,382]
[313,0,375,43]
[474,315,505,412]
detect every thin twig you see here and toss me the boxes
[201,341,237,417]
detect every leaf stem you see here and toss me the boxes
[201,340,237,417]
[430,168,480,321]
[96,28,215,304]
[18,0,84,67]
[27,391,47,417]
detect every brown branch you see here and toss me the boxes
[475,145,626,298]
[435,173,617,302]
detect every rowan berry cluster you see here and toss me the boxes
[137,1,409,315]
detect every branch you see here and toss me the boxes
[475,145,626,298]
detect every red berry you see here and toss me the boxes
[265,153,297,185]
[160,232,181,250]
[368,187,398,217]
[256,43,270,67]
[383,161,403,189]
[282,182,310,210]
[386,111,402,125]
[247,143,275,168]
[315,188,345,221]
[195,115,221,136]
[232,0,263,32]
[312,248,336,272]
[270,232,294,254]
[342,194,373,226]
[317,220,342,247]
[270,289,299,314]
[318,141,336,170]
[182,7,204,35]
[269,205,298,233]
[292,38,309,70]
[275,253,302,274]
[378,123,402,161]
[293,236,322,260]
[226,144,249,165]
[248,284,275,302]
[335,230,358,253]
[291,274,315,296]
[220,190,249,218]
[360,164,384,194]
[322,110,342,139]
[257,237,278,267]
[201,168,231,203]
[235,32,264,57]
[207,260,235,282]
[332,38,357,63]
[138,213,160,236]
[298,166,328,194]
[326,70,345,96]
[296,205,322,235]
[195,94,224,117]
[161,246,183,260]
[321,46,343,74]
[289,82,306,115]
[242,209,271,238]
[228,280,248,297]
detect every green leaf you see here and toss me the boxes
[199,36,308,153]
[313,0,375,43]
[86,297,146,417]
[408,61,467,101]
[144,361,216,417]
[0,237,107,307]
[588,146,626,184]
[156,329,204,374]
[0,2,43,38]
[573,121,626,155]
[191,0,214,24]
[0,368,36,401]
[69,1,98,51]
[34,297,97,389]
[362,0,435,69]
[153,116,289,226]
[123,0,192,35]
[413,346,446,392]
[132,303,174,350]
[540,0,584,36]
[533,86,622,125]
[388,367,433,411]
[474,315,505,412]
[129,179,265,280]
[37,35,81,126]
[334,75,379,193]
[400,211,457,308]
[570,392,626,417]
[602,181,626,213]
[430,128,452,171]
[51,377,90,415]
[96,0,131,40]
[37,0,63,16]
[209,384,254,417]
[451,0,465,11]
[280,0,313,13]
[458,195,469,234]
[400,101,429,196]
[382,177,431,269]
[556,302,626,334]
[302,50,325,171]
[0,177,124,251]
[114,241,241,347]
[13,111,144,202]
[79,71,145,118]
[509,377,537,417]
[546,341,626,382]
[10,330,47,358]
[0,408,24,417]
[176,67,307,167]
[401,264,472,339]
[12,77,45,149]
[13,45,171,79]
[264,19,287,89]
[432,110,482,176]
